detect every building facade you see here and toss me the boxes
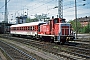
[77,16,90,27]
[16,15,27,24]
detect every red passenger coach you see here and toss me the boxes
[10,22,46,38]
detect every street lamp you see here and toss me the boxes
[74,0,86,39]
[27,9,28,16]
[75,0,77,39]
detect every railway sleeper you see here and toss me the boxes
[71,49,90,56]
[0,40,36,60]
[71,52,90,59]
[57,52,86,60]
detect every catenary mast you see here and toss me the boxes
[4,0,8,23]
[58,0,63,18]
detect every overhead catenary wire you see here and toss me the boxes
[0,0,10,10]
[0,0,88,14]
[0,0,90,20]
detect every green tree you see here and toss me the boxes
[82,24,90,33]
[26,18,38,23]
[35,14,50,21]
[68,20,81,33]
[26,18,30,23]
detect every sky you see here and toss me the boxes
[0,0,90,23]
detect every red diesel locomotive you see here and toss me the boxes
[10,18,75,44]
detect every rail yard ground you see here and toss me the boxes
[0,34,90,60]
[0,50,7,60]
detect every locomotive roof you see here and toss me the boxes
[10,21,46,27]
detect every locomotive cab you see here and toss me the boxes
[48,18,66,34]
[48,18,75,44]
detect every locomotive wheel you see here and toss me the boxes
[58,40,66,45]
[50,39,54,43]
[35,34,38,40]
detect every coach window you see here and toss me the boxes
[26,27,27,30]
[19,27,21,30]
[15,27,17,30]
[19,27,20,30]
[30,26,31,30]
[16,27,17,30]
[23,27,25,30]
[21,27,23,30]
[29,26,30,30]
[13,27,15,30]
[16,27,18,30]
[26,27,28,30]
[35,26,36,31]
[13,28,14,30]
[17,27,18,30]
[13,27,14,30]
[32,26,33,30]
[22,27,23,30]
[18,27,19,30]
[14,27,15,30]
[33,26,35,31]
[21,27,22,30]
[25,27,27,30]
[25,27,26,30]
[31,26,32,30]
[14,27,17,30]
[31,27,32,30]
[23,27,24,30]
[28,27,29,30]
[11,28,12,30]
[24,27,25,30]
[20,27,22,30]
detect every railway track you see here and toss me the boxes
[76,34,90,43]
[0,34,90,60]
[0,40,36,60]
